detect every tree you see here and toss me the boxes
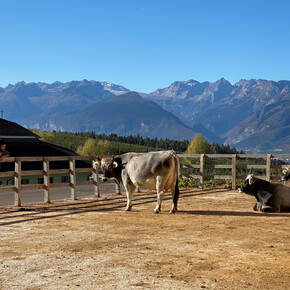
[186,134,211,154]
[96,140,110,155]
[32,130,54,143]
[77,138,97,156]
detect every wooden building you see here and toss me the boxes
[0,119,90,185]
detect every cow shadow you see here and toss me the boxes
[177,210,290,218]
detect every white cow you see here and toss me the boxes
[95,151,180,213]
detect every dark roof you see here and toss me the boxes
[0,118,76,157]
[1,140,89,171]
[6,140,79,157]
[0,119,39,137]
[0,119,89,171]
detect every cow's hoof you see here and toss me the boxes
[153,209,160,214]
[169,209,176,214]
[125,207,132,211]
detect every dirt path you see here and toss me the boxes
[0,187,289,289]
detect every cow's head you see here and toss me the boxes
[95,157,119,181]
[239,169,256,196]
[281,167,290,182]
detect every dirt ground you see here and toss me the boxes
[0,187,289,290]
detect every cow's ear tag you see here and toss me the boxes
[113,161,118,168]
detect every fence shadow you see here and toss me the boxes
[1,188,289,226]
[0,192,158,226]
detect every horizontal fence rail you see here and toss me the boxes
[0,154,289,207]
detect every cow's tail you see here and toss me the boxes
[173,177,180,205]
[172,151,180,204]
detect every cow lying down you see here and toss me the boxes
[95,151,180,213]
[239,172,290,212]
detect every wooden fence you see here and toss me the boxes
[178,153,289,189]
[0,156,120,207]
[0,154,289,206]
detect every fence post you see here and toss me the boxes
[266,154,272,181]
[14,159,22,207]
[43,158,51,203]
[232,155,237,190]
[200,154,205,188]
[70,157,77,200]
[92,159,100,197]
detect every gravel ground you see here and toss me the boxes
[0,187,289,289]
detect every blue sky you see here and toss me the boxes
[1,0,289,93]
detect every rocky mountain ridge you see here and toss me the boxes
[24,91,199,141]
[0,78,289,152]
[142,78,290,152]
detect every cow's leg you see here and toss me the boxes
[253,202,263,211]
[262,205,280,213]
[253,203,258,211]
[124,183,136,211]
[121,172,136,211]
[154,176,165,214]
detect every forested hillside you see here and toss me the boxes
[31,130,243,155]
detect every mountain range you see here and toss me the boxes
[0,78,289,153]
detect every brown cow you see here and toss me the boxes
[240,171,290,212]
